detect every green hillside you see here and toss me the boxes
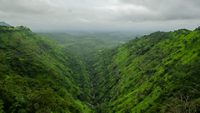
[92,28,200,113]
[0,26,93,113]
[0,25,200,113]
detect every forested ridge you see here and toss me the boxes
[0,26,92,113]
[91,28,200,113]
[0,25,200,113]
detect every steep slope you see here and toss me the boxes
[0,26,93,113]
[1,25,200,113]
[92,28,200,113]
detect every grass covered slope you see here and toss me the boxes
[93,28,200,113]
[0,26,92,113]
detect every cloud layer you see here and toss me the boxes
[0,0,200,31]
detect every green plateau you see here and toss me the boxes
[0,25,200,113]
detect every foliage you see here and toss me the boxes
[1,25,200,113]
[92,28,200,113]
[0,26,93,113]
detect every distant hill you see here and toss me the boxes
[39,32,136,62]
[0,22,11,27]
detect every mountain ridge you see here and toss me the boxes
[0,22,11,27]
[0,25,200,113]
[91,27,200,113]
[0,26,93,113]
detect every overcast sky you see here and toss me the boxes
[0,0,200,32]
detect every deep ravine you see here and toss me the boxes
[0,26,200,113]
[73,28,200,113]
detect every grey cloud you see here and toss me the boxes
[0,0,199,31]
[0,0,55,14]
[119,0,200,21]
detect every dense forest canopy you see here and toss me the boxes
[0,25,200,113]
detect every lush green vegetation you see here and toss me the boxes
[92,28,200,113]
[0,25,200,113]
[0,26,93,113]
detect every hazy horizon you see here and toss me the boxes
[1,0,200,32]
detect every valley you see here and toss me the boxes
[0,25,200,113]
